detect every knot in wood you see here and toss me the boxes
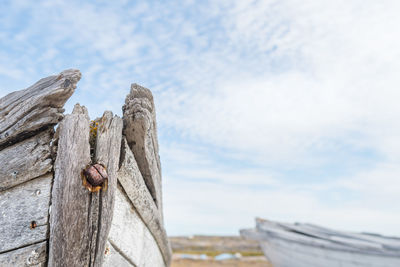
[82,163,108,192]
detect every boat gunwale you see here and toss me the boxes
[252,220,400,258]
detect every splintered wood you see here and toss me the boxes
[0,70,171,267]
[0,69,81,266]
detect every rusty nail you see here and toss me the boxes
[82,163,108,192]
[30,221,37,229]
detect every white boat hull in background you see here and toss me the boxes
[241,218,400,267]
[259,237,400,267]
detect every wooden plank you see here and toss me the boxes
[103,241,135,267]
[48,104,92,267]
[122,84,163,214]
[0,69,81,150]
[140,229,166,267]
[92,111,123,266]
[108,185,145,264]
[0,129,53,191]
[107,185,165,267]
[0,174,52,253]
[48,106,123,267]
[118,137,172,265]
[0,241,47,267]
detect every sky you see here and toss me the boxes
[1,0,400,236]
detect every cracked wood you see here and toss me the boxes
[0,174,52,253]
[117,137,172,266]
[106,185,165,267]
[48,104,122,267]
[48,104,92,267]
[122,83,163,219]
[0,241,47,267]
[0,69,81,150]
[0,129,53,192]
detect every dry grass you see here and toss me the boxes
[172,250,264,257]
[171,257,272,267]
[170,236,271,267]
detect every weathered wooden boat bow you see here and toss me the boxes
[0,70,172,267]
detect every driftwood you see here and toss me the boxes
[0,70,171,267]
[123,84,163,216]
[0,69,81,150]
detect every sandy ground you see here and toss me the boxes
[171,256,272,267]
[170,236,272,267]
[170,236,261,254]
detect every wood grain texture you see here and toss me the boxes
[0,129,53,192]
[122,84,163,213]
[0,241,47,267]
[103,241,135,267]
[48,106,123,267]
[0,174,52,253]
[92,111,123,266]
[139,229,167,267]
[107,185,165,267]
[118,137,172,266]
[48,104,92,267]
[0,69,81,150]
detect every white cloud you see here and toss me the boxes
[164,175,400,236]
[159,0,400,164]
[338,162,400,198]
[160,0,400,236]
[1,0,400,236]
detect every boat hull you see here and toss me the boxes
[260,238,400,267]
[241,219,400,267]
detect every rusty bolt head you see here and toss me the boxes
[30,221,37,229]
[82,163,108,192]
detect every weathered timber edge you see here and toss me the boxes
[0,129,53,191]
[93,111,123,266]
[0,70,81,267]
[0,70,171,267]
[123,84,163,218]
[118,137,172,265]
[0,69,81,150]
[48,104,92,267]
